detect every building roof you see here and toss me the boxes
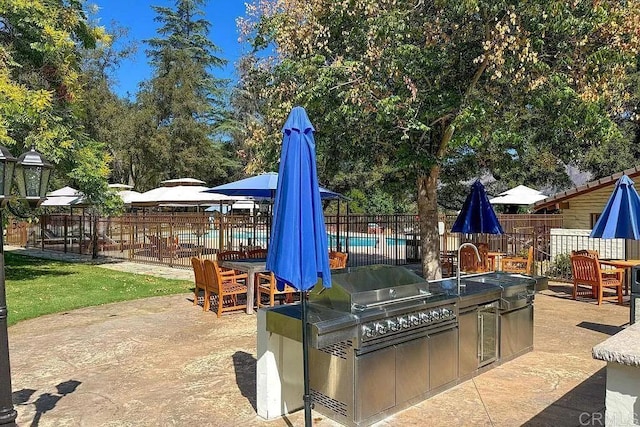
[533,165,640,211]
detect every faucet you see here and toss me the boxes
[457,242,481,295]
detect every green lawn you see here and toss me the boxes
[4,252,192,326]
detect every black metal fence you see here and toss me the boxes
[9,212,572,276]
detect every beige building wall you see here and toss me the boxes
[559,183,640,229]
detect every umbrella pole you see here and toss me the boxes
[301,290,312,427]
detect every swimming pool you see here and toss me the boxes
[329,234,378,248]
[178,230,380,248]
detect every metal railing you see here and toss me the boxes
[8,213,566,275]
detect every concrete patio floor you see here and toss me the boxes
[5,248,630,426]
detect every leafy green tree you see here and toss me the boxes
[0,0,117,220]
[238,0,640,279]
[131,0,239,190]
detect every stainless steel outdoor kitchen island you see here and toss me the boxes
[256,265,546,427]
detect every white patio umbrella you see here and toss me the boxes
[489,185,547,206]
[131,178,248,208]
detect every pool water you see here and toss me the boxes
[178,230,382,248]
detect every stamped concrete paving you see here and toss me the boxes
[6,248,630,426]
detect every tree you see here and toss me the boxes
[131,0,239,190]
[238,0,640,279]
[0,0,116,215]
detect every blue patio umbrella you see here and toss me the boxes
[590,175,640,239]
[204,172,343,200]
[266,106,332,426]
[451,180,504,234]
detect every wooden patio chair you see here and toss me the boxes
[191,257,207,310]
[570,253,624,305]
[245,248,268,259]
[217,250,245,261]
[459,243,489,273]
[329,251,348,269]
[502,246,534,275]
[202,259,249,317]
[256,272,297,308]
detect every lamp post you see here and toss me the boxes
[0,146,52,427]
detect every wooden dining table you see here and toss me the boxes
[218,258,268,314]
[599,259,640,295]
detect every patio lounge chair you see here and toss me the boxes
[203,259,248,317]
[570,252,624,305]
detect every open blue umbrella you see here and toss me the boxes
[590,175,640,239]
[266,106,332,426]
[204,172,343,200]
[451,180,504,234]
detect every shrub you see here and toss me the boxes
[547,253,572,281]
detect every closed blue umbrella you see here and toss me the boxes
[452,180,504,234]
[590,175,640,239]
[266,106,331,426]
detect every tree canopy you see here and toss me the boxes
[237,0,640,278]
[0,0,116,207]
[118,0,239,191]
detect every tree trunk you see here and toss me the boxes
[417,166,441,280]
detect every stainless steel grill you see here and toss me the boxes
[291,265,460,426]
[264,266,540,426]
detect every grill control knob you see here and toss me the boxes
[387,319,400,332]
[431,310,441,320]
[419,312,431,323]
[398,316,410,329]
[443,308,453,318]
[409,315,420,326]
[362,325,376,339]
[375,322,388,335]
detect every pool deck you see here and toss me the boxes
[5,246,631,426]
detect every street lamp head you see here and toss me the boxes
[15,147,53,208]
[0,146,17,206]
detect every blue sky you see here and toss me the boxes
[94,0,247,98]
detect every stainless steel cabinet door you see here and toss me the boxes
[429,328,459,390]
[396,337,429,404]
[355,345,396,422]
[458,309,479,377]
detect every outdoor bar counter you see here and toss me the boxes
[257,266,543,426]
[592,321,640,426]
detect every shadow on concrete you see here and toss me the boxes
[232,351,257,412]
[577,321,626,336]
[13,380,81,427]
[523,368,606,426]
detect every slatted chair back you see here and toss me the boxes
[459,243,489,273]
[502,246,534,275]
[203,259,248,317]
[256,272,297,307]
[570,253,623,305]
[217,250,245,261]
[245,248,268,259]
[191,257,207,310]
[329,251,348,269]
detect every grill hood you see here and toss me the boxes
[309,264,437,312]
